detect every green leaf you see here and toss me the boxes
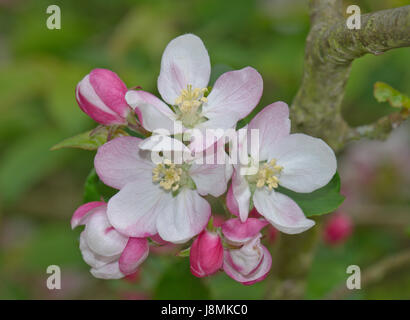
[374,82,410,109]
[176,247,191,257]
[83,169,117,203]
[154,259,211,299]
[50,128,109,151]
[277,172,345,217]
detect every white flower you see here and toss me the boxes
[227,102,337,234]
[125,34,263,152]
[94,136,232,243]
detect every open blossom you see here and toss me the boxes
[125,33,263,152]
[76,68,130,125]
[71,201,149,279]
[222,218,271,285]
[190,229,223,278]
[227,102,337,234]
[94,136,232,243]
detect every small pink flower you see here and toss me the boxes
[76,68,130,125]
[222,218,271,285]
[71,202,149,279]
[190,229,223,277]
[323,213,353,245]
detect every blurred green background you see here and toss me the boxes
[0,0,409,299]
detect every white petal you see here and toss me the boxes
[156,189,211,243]
[94,136,154,190]
[247,102,291,161]
[232,169,251,222]
[84,207,128,257]
[202,67,263,129]
[253,189,315,234]
[125,90,177,133]
[189,146,233,197]
[90,261,124,279]
[268,133,337,193]
[226,235,263,275]
[223,245,272,285]
[107,179,172,237]
[79,232,120,269]
[157,34,211,105]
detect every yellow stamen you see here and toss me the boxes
[174,85,208,127]
[152,160,183,191]
[255,159,283,191]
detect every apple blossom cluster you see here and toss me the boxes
[72,34,337,284]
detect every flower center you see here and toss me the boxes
[152,159,183,191]
[152,159,195,193]
[255,159,283,191]
[174,85,208,128]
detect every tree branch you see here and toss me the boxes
[291,2,410,151]
[271,1,410,300]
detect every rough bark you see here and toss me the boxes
[291,2,410,151]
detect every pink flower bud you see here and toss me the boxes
[223,235,272,285]
[190,230,223,278]
[72,202,149,279]
[76,68,130,125]
[323,213,353,245]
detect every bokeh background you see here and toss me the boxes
[0,0,409,299]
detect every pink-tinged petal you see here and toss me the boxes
[224,245,272,285]
[94,136,154,190]
[90,261,124,279]
[247,102,291,161]
[76,74,126,125]
[222,218,268,244]
[226,183,240,217]
[125,90,177,133]
[79,232,120,269]
[268,133,337,193]
[156,189,211,243]
[107,179,171,238]
[253,189,315,234]
[119,238,149,275]
[190,230,223,277]
[158,34,211,105]
[189,145,233,197]
[89,68,130,118]
[202,67,263,129]
[224,236,263,275]
[84,206,128,256]
[71,201,105,229]
[232,169,251,222]
[189,233,203,277]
